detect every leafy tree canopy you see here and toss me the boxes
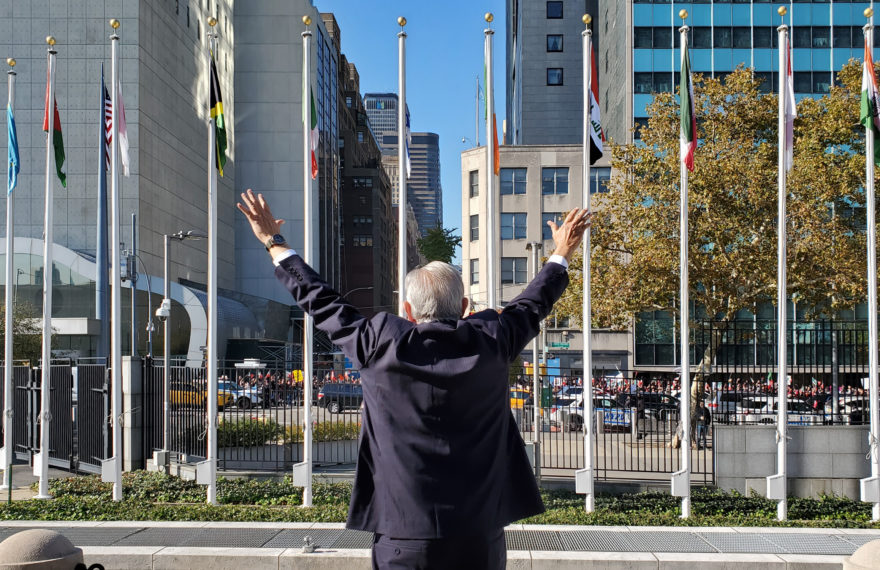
[417,224,462,264]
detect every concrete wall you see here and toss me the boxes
[715,425,870,499]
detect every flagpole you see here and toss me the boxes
[485,13,497,310]
[673,11,692,519]
[107,20,124,502]
[397,17,407,317]
[575,13,596,513]
[297,14,315,507]
[35,37,57,500]
[862,9,880,523]
[206,17,219,507]
[1,58,16,495]
[769,7,790,522]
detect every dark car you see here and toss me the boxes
[617,392,680,421]
[317,383,363,413]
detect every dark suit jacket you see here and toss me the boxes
[275,255,569,539]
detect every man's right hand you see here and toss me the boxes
[547,208,592,262]
[237,189,287,253]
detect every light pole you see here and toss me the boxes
[157,230,206,460]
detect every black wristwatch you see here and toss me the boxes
[265,234,287,251]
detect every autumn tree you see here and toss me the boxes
[417,223,462,264]
[554,63,870,428]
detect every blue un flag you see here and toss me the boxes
[7,103,19,193]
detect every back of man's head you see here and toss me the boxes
[405,261,465,323]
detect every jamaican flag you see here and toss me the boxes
[210,53,227,177]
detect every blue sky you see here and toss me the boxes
[316,0,508,255]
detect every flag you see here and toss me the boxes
[117,84,130,176]
[209,53,227,177]
[43,70,66,188]
[103,76,131,176]
[783,33,797,171]
[102,80,111,169]
[7,103,19,194]
[588,41,604,165]
[309,89,318,179]
[861,41,880,165]
[483,52,500,176]
[405,107,412,178]
[679,37,696,172]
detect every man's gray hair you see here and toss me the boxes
[404,261,465,323]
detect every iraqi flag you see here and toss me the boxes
[861,41,880,165]
[588,42,604,165]
[680,38,696,172]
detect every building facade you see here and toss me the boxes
[408,132,442,236]
[460,144,627,372]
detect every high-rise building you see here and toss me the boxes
[599,1,874,144]
[506,0,600,145]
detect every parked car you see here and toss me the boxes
[740,398,823,425]
[509,389,531,410]
[616,393,680,421]
[706,390,754,424]
[170,382,233,410]
[549,395,631,432]
[317,383,363,413]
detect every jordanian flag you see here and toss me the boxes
[209,53,227,177]
[679,38,696,172]
[43,78,66,188]
[861,42,880,165]
[309,89,318,179]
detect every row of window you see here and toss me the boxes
[468,212,578,242]
[351,216,373,225]
[635,0,868,3]
[635,25,871,50]
[468,258,529,285]
[351,235,373,247]
[634,70,832,95]
[470,168,610,197]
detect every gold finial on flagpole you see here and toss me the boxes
[46,36,56,46]
[302,15,311,26]
[583,14,591,26]
[209,16,218,27]
[866,7,874,19]
[397,16,406,27]
[6,58,14,68]
[109,19,120,29]
[485,13,494,23]
[679,9,688,21]
[778,6,787,17]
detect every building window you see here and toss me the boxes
[353,235,373,247]
[500,213,527,240]
[541,167,569,195]
[346,96,352,107]
[469,170,479,197]
[470,214,479,241]
[357,131,364,143]
[634,73,653,94]
[501,257,528,285]
[470,259,479,285]
[547,68,563,86]
[546,1,563,19]
[590,167,611,194]
[542,213,564,240]
[634,27,652,49]
[547,35,563,52]
[500,168,527,195]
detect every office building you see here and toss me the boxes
[460,145,628,371]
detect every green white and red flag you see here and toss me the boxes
[43,69,66,187]
[680,39,696,172]
[861,41,880,165]
[309,89,318,179]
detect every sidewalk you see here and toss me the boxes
[0,521,874,569]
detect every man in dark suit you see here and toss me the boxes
[238,190,590,570]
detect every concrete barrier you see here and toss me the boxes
[0,529,84,569]
[844,539,880,570]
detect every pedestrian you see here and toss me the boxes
[238,190,590,570]
[696,401,712,449]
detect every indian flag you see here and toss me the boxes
[680,38,696,172]
[861,42,880,165]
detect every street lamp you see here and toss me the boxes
[157,229,207,460]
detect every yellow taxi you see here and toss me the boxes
[170,382,234,410]
[509,389,531,410]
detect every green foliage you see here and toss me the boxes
[217,418,284,447]
[417,223,462,264]
[4,472,876,527]
[0,301,48,365]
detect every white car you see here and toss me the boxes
[549,395,631,432]
[740,398,823,426]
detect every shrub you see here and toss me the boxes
[284,421,360,443]
[217,418,284,448]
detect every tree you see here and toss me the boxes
[0,301,48,365]
[417,223,462,264]
[554,63,870,435]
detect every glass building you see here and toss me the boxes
[627,1,877,139]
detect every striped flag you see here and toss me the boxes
[103,82,111,168]
[861,41,880,165]
[783,33,797,171]
[42,69,66,188]
[588,41,604,165]
[209,53,227,177]
[679,37,696,172]
[309,89,318,179]
[7,103,19,194]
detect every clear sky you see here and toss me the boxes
[316,0,508,262]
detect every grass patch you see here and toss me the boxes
[0,471,874,527]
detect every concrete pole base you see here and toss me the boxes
[0,529,83,569]
[844,539,880,570]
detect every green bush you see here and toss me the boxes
[284,421,361,443]
[217,418,284,448]
[6,471,878,527]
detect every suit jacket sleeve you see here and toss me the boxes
[496,261,569,359]
[274,254,388,370]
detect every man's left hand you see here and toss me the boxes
[237,189,286,246]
